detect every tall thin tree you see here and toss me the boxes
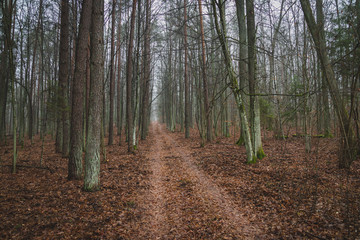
[126,0,137,153]
[58,0,70,157]
[108,0,116,145]
[141,0,152,140]
[198,0,212,142]
[184,0,190,138]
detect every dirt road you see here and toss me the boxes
[139,123,262,239]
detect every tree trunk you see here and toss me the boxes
[0,1,11,143]
[184,0,190,138]
[117,0,122,140]
[126,0,137,153]
[141,0,151,140]
[108,0,116,145]
[58,0,70,157]
[84,0,104,191]
[2,0,17,172]
[198,0,212,142]
[246,0,264,159]
[235,0,247,145]
[68,0,92,180]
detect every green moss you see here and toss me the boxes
[124,200,136,209]
[83,185,100,192]
[236,136,245,146]
[275,135,288,139]
[324,132,334,138]
[256,147,266,160]
[247,155,257,164]
[133,145,137,150]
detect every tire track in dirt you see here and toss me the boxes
[141,123,190,239]
[159,123,263,239]
[140,123,263,239]
[142,124,169,239]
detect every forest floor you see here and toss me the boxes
[1,122,360,239]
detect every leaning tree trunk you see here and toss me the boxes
[84,0,104,191]
[300,0,356,168]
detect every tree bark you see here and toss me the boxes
[246,0,264,159]
[117,0,122,140]
[2,0,17,172]
[0,1,11,142]
[235,0,247,145]
[126,0,137,153]
[184,0,190,138]
[84,0,104,191]
[141,0,152,140]
[108,0,116,145]
[68,0,92,180]
[58,0,70,157]
[198,0,212,142]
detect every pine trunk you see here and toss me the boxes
[68,0,92,180]
[84,0,104,191]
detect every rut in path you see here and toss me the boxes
[141,123,263,239]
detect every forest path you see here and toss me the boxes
[139,122,262,239]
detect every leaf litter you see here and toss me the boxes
[0,124,359,239]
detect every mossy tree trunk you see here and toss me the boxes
[246,0,265,159]
[211,0,255,163]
